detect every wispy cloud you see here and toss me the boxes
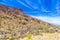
[25,0,38,9]
[38,0,51,12]
[56,7,60,13]
[41,8,51,12]
[17,0,32,9]
[56,2,60,13]
[25,0,34,9]
[31,15,60,25]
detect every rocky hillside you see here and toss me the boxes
[0,5,60,40]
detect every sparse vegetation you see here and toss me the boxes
[0,6,60,40]
[27,32,32,40]
[9,37,15,40]
[0,13,60,40]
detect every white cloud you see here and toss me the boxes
[17,0,32,9]
[41,8,51,12]
[56,2,60,13]
[25,0,38,9]
[31,15,60,25]
[25,0,35,9]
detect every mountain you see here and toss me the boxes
[0,5,60,40]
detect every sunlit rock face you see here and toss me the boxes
[0,5,28,16]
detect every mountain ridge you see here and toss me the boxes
[0,5,56,27]
[0,5,60,40]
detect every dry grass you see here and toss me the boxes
[20,32,60,40]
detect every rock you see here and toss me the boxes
[0,5,28,17]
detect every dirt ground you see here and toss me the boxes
[20,32,60,40]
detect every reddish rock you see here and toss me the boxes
[0,5,9,12]
[0,5,28,17]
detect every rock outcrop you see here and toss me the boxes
[0,5,28,17]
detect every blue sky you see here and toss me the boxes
[0,0,60,25]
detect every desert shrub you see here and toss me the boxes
[9,37,15,40]
[42,27,49,32]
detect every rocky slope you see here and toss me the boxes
[0,5,60,40]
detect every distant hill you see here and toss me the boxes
[0,5,60,40]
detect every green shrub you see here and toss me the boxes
[9,37,15,40]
